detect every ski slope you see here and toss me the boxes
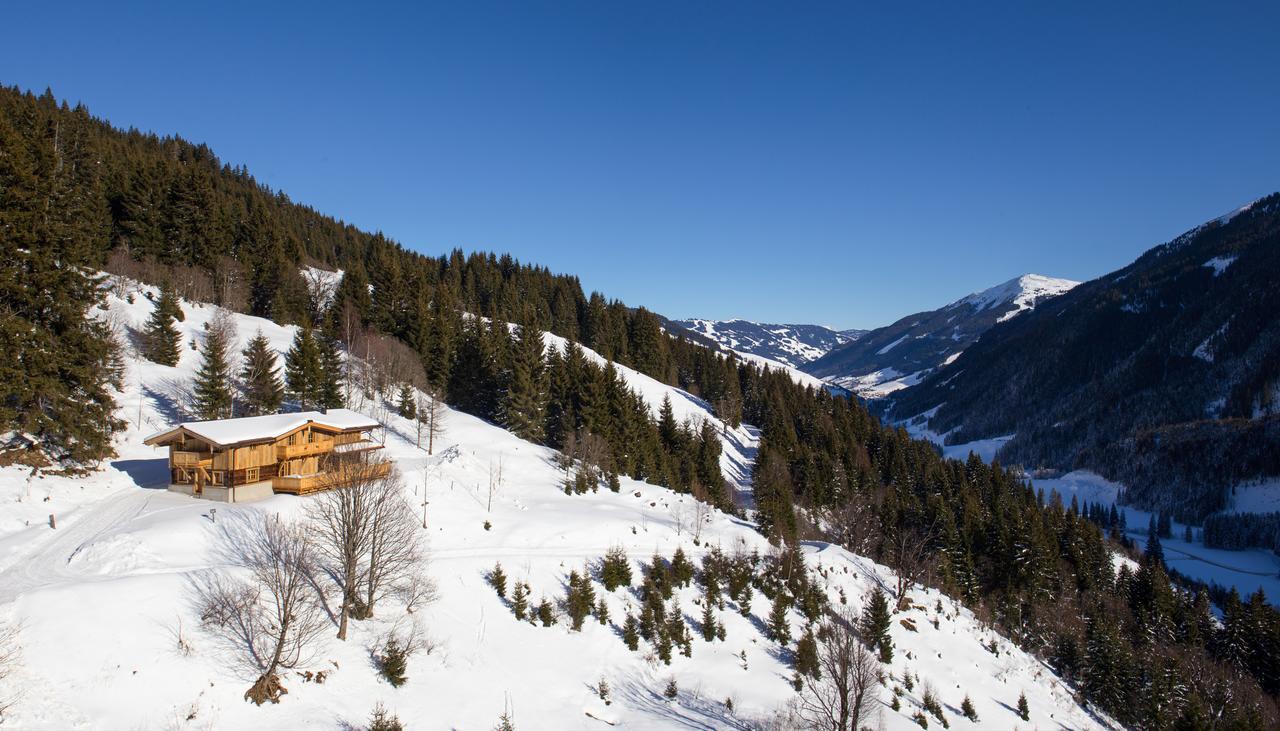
[0,279,1107,730]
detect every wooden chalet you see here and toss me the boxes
[143,409,387,502]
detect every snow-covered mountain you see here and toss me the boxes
[0,277,1104,730]
[887,195,1280,520]
[802,274,1079,398]
[676,319,865,368]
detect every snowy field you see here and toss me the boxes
[0,280,1108,729]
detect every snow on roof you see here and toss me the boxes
[144,409,379,448]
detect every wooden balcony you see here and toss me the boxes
[276,440,331,460]
[271,461,391,496]
[172,451,212,467]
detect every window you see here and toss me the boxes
[245,467,260,483]
[211,471,225,486]
[175,468,192,484]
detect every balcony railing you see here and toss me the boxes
[172,451,212,467]
[271,461,391,495]
[276,440,331,460]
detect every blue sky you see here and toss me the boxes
[4,2,1277,329]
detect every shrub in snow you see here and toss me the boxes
[663,678,678,699]
[913,710,929,728]
[379,636,409,687]
[368,702,404,731]
[961,695,978,722]
[488,562,507,599]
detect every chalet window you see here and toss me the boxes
[175,468,193,484]
[211,471,225,485]
[245,467,260,483]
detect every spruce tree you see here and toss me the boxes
[795,628,819,678]
[861,589,893,663]
[285,326,323,409]
[622,613,641,650]
[143,283,183,366]
[601,545,633,591]
[1016,691,1029,721]
[768,593,791,644]
[316,330,345,409]
[511,582,530,621]
[502,323,547,442]
[238,331,284,416]
[192,315,235,419]
[700,594,718,642]
[396,383,417,419]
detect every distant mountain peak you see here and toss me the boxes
[802,273,1079,397]
[953,273,1081,321]
[676,318,864,368]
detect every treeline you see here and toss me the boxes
[1204,511,1280,552]
[747,378,1280,726]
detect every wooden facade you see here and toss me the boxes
[143,410,385,502]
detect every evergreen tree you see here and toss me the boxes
[511,582,530,621]
[192,315,235,419]
[961,695,977,722]
[1016,691,1029,721]
[670,547,695,588]
[316,329,345,409]
[622,613,640,651]
[488,562,508,599]
[601,545,633,591]
[142,283,183,366]
[238,330,284,415]
[861,589,893,663]
[285,326,323,409]
[379,636,408,687]
[396,383,417,420]
[795,628,820,679]
[768,593,791,644]
[502,323,547,442]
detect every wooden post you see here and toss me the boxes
[49,514,56,530]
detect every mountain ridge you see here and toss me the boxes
[801,272,1079,397]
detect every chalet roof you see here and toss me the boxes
[143,409,379,449]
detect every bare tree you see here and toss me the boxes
[417,387,446,455]
[362,469,432,617]
[307,459,379,640]
[888,525,933,606]
[196,513,327,705]
[301,266,339,322]
[796,609,881,731]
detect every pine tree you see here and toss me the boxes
[192,314,235,419]
[700,595,718,642]
[369,703,404,731]
[239,330,284,415]
[489,562,508,599]
[622,613,641,650]
[601,545,632,591]
[861,588,893,663]
[396,383,417,419]
[379,636,409,687]
[316,330,345,409]
[795,628,819,679]
[142,283,183,366]
[536,597,556,627]
[502,323,547,442]
[285,326,323,409]
[961,695,978,722]
[671,547,695,588]
[1016,691,1029,721]
[511,582,530,621]
[768,593,791,644]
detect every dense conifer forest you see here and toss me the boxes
[3,84,1280,727]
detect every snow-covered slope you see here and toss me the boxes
[0,279,1104,730]
[677,319,863,368]
[803,273,1079,398]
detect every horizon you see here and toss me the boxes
[4,2,1277,329]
